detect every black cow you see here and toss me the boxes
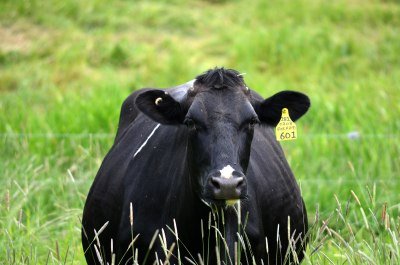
[82,68,310,265]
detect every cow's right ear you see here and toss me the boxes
[135,89,186,125]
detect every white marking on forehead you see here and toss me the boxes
[220,165,234,179]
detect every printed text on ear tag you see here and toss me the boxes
[276,108,297,141]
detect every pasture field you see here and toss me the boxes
[1,0,399,264]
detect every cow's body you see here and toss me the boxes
[82,69,309,265]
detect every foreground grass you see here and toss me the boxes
[1,0,399,264]
[1,136,399,264]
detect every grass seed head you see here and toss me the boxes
[5,189,10,211]
[351,190,361,206]
[130,202,133,226]
[94,244,104,265]
[18,208,22,229]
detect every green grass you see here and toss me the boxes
[1,0,399,264]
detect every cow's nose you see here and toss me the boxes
[208,173,247,200]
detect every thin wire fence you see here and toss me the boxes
[0,133,115,139]
[298,179,400,184]
[1,132,399,185]
[0,132,399,139]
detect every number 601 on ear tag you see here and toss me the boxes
[276,108,297,141]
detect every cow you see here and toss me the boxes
[82,68,310,265]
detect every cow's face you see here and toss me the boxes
[182,89,257,205]
[136,69,310,206]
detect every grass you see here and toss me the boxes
[1,0,399,264]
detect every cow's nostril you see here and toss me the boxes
[236,177,244,188]
[211,177,220,189]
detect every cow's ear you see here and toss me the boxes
[254,91,310,126]
[135,89,186,125]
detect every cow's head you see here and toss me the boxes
[136,68,310,207]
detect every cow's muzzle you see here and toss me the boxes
[206,171,247,200]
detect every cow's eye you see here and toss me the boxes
[184,118,196,130]
[249,117,260,128]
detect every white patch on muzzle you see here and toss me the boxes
[220,165,234,179]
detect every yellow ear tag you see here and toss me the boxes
[275,108,297,141]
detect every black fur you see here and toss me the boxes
[82,68,310,265]
[195,67,245,90]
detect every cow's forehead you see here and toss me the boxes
[188,89,255,121]
[204,89,248,108]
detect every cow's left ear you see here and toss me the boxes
[135,89,186,125]
[254,91,310,126]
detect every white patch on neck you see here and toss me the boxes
[220,165,234,179]
[133,124,160,158]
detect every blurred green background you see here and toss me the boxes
[1,0,399,264]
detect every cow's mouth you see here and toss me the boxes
[201,197,241,208]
